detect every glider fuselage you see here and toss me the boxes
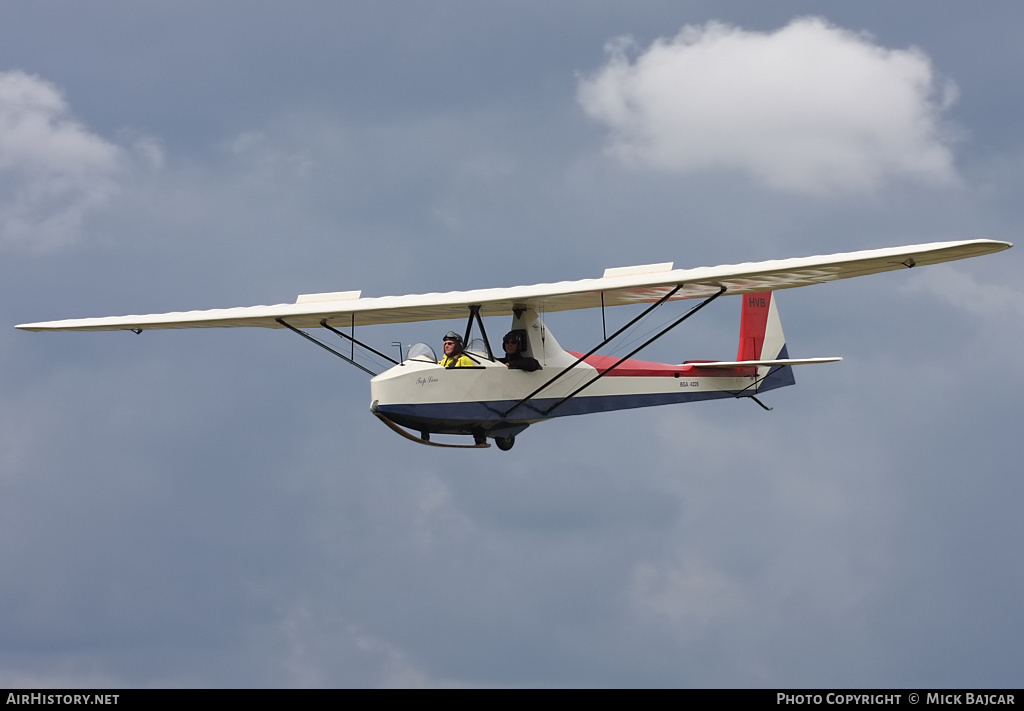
[369,306,796,441]
[370,353,767,437]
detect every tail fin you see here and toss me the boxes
[737,292,795,392]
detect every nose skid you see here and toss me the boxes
[370,402,493,448]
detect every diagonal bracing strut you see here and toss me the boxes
[319,320,400,366]
[500,284,685,417]
[277,318,379,376]
[502,284,726,418]
[539,286,727,416]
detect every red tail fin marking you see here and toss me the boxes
[737,292,772,361]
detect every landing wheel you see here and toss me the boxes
[495,436,516,451]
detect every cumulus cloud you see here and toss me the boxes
[578,17,960,194]
[0,71,125,249]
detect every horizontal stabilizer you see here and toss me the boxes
[691,357,842,368]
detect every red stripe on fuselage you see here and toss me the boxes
[566,352,756,378]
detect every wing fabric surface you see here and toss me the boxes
[16,240,1011,332]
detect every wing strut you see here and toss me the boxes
[540,286,728,416]
[601,292,607,340]
[502,284,685,417]
[276,318,378,376]
[320,320,400,366]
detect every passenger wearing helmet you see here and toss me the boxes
[499,330,541,372]
[439,331,474,368]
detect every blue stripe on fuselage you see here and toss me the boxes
[377,387,747,429]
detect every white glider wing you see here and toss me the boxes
[16,239,1011,332]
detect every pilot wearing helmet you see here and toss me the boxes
[499,330,541,371]
[439,331,474,368]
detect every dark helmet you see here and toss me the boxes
[502,330,525,349]
[442,331,463,346]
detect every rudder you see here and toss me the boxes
[737,292,795,391]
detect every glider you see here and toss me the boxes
[17,239,1011,450]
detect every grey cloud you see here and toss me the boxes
[0,72,126,250]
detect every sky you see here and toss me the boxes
[1,1,1022,688]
